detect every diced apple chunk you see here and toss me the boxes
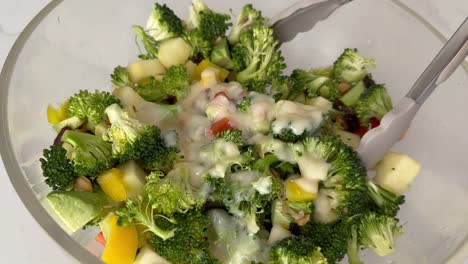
[118,161,147,198]
[134,245,170,264]
[128,59,166,83]
[313,189,338,224]
[201,67,220,88]
[374,152,421,195]
[158,37,192,69]
[268,224,292,245]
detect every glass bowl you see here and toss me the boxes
[1,0,467,263]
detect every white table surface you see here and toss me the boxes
[0,0,466,263]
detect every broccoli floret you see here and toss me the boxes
[231,44,248,72]
[236,97,252,112]
[133,25,159,60]
[366,179,404,217]
[40,145,79,191]
[271,75,299,101]
[291,69,340,101]
[67,90,120,127]
[234,25,286,84]
[358,213,402,256]
[143,145,179,173]
[319,188,370,220]
[270,236,328,264]
[253,153,297,179]
[272,127,306,143]
[186,0,231,41]
[347,226,364,264]
[104,104,169,165]
[184,29,212,59]
[312,66,333,78]
[145,165,205,217]
[199,139,251,178]
[135,65,190,103]
[151,210,217,264]
[228,4,268,45]
[111,66,132,88]
[355,84,393,125]
[252,153,279,175]
[210,38,234,69]
[244,79,268,93]
[116,172,177,241]
[271,199,314,228]
[215,129,244,146]
[302,136,367,190]
[207,209,269,263]
[300,220,351,263]
[60,130,114,177]
[332,48,376,83]
[145,3,184,42]
[134,77,169,103]
[208,170,281,234]
[300,136,369,217]
[161,65,190,101]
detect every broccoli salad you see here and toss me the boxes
[41,1,422,264]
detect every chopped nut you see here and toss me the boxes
[338,82,351,94]
[74,176,93,192]
[296,214,311,226]
[335,115,348,130]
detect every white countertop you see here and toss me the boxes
[0,1,466,263]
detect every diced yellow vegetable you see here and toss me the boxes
[47,102,69,124]
[286,179,317,202]
[374,152,421,195]
[158,37,192,69]
[194,59,229,82]
[201,68,220,88]
[128,59,166,83]
[97,168,127,202]
[101,214,138,264]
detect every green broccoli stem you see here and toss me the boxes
[347,226,363,264]
[141,213,176,241]
[61,130,95,149]
[340,81,366,107]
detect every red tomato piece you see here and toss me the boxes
[95,231,106,246]
[209,117,231,135]
[353,126,369,138]
[214,91,228,99]
[370,117,381,129]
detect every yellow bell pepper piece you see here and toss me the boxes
[286,180,317,202]
[97,168,127,202]
[47,102,69,124]
[101,214,138,264]
[194,59,229,82]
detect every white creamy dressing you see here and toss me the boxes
[154,80,332,203]
[198,139,241,178]
[271,100,324,135]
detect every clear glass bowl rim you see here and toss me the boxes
[0,0,466,263]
